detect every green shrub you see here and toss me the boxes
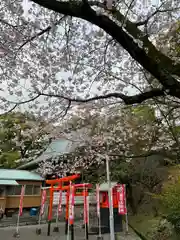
[166,212,180,234]
[150,218,173,240]
[158,179,180,235]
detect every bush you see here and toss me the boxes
[158,180,180,234]
[150,218,173,240]
[166,212,180,234]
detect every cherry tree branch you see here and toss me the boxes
[18,16,66,51]
[0,19,18,28]
[135,6,180,26]
[109,149,174,159]
[0,104,18,116]
[32,0,180,101]
[37,88,165,104]
[0,94,40,116]
[6,94,41,105]
[32,0,180,77]
[1,89,164,113]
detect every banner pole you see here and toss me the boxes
[65,190,69,235]
[67,181,73,240]
[47,187,53,236]
[87,194,90,227]
[54,188,62,232]
[14,185,25,238]
[83,184,89,240]
[96,184,103,240]
[36,189,46,235]
[124,185,129,234]
[106,155,115,240]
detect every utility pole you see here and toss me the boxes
[105,115,115,240]
[106,155,115,240]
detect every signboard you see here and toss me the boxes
[53,191,66,205]
[53,192,96,205]
[40,189,47,216]
[117,184,127,215]
[19,185,25,216]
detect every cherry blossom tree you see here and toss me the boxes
[37,103,180,177]
[1,0,180,193]
[0,0,179,120]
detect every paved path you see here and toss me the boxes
[0,222,141,240]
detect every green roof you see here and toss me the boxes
[17,138,72,170]
[0,180,19,185]
[0,169,43,181]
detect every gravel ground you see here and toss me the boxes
[0,222,141,240]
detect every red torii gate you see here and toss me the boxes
[45,174,92,239]
[45,174,80,237]
[46,174,80,221]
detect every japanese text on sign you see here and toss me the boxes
[117,184,127,215]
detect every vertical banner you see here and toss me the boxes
[83,186,88,224]
[96,184,100,217]
[69,185,75,225]
[19,185,25,216]
[15,185,25,236]
[117,184,127,215]
[40,189,47,216]
[48,188,54,221]
[96,184,102,238]
[66,190,70,221]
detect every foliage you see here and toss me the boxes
[160,179,180,214]
[166,212,180,234]
[149,218,173,240]
[0,112,49,168]
[158,176,180,233]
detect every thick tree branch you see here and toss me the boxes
[38,88,165,104]
[32,0,180,77]
[105,6,180,77]
[32,0,180,101]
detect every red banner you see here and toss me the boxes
[96,184,100,217]
[83,185,88,224]
[19,185,25,216]
[117,184,127,215]
[69,185,75,225]
[58,190,62,216]
[40,189,47,216]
